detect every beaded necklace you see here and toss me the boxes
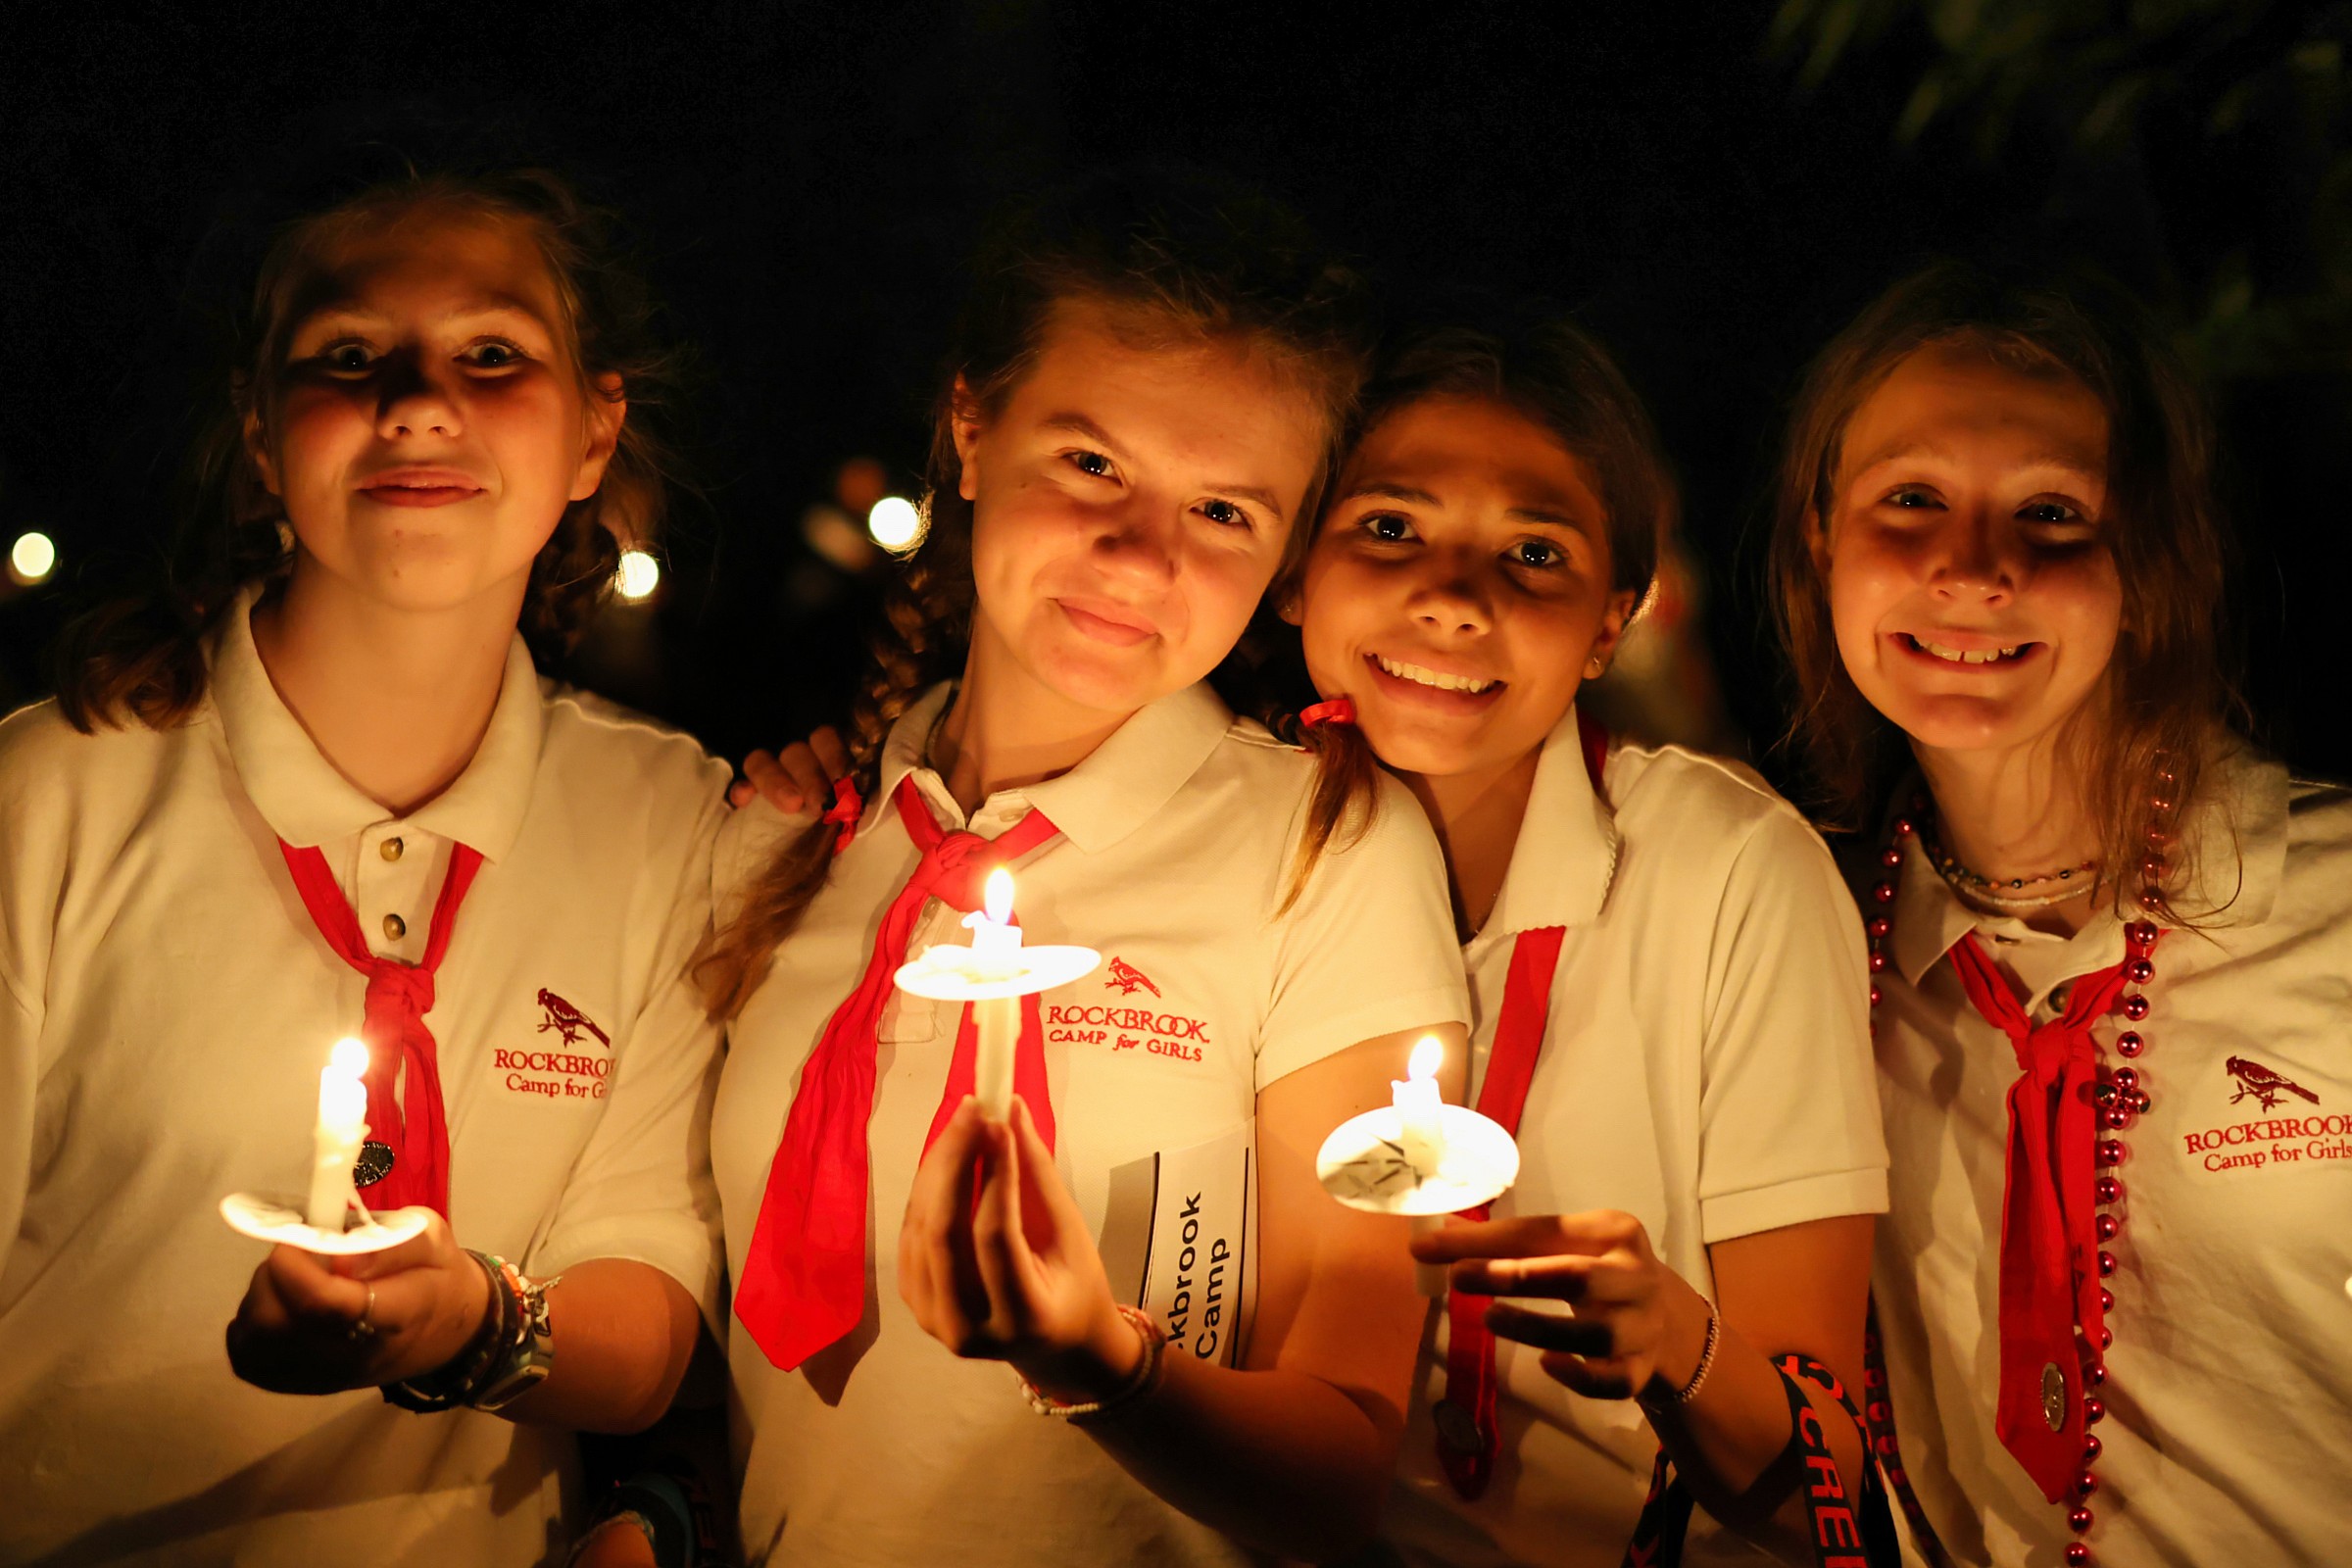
[1861,777,2176,1568]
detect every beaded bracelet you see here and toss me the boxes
[1017,1305,1168,1423]
[1640,1295,1722,1410]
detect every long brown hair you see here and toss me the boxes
[1769,261,2244,922]
[55,166,684,732]
[696,167,1372,1019]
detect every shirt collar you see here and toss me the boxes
[1471,704,1618,952]
[209,583,545,861]
[1886,748,2292,992]
[879,680,1234,854]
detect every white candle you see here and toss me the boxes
[1394,1035,1446,1174]
[306,1037,369,1230]
[969,868,1021,1120]
[963,866,1022,959]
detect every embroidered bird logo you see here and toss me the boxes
[2226,1055,2318,1111]
[1105,957,1161,998]
[537,989,612,1051]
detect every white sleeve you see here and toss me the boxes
[0,956,33,1262]
[530,788,730,1333]
[1696,807,1889,1244]
[1258,772,1469,1089]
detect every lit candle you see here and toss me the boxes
[967,868,1020,1121]
[1394,1035,1446,1173]
[306,1037,369,1231]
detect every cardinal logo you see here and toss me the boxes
[1105,957,1161,998]
[537,989,612,1051]
[2226,1055,2319,1111]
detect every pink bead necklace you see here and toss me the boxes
[1860,777,2177,1568]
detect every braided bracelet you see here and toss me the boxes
[1017,1305,1168,1423]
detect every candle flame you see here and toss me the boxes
[330,1037,369,1076]
[983,866,1014,925]
[1408,1034,1444,1083]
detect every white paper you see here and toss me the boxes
[1100,1119,1256,1369]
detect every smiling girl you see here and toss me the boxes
[1289,307,1889,1567]
[697,172,1467,1566]
[1773,262,2352,1567]
[0,169,729,1563]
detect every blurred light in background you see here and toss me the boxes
[866,496,921,552]
[7,531,56,587]
[614,548,662,603]
[801,503,877,572]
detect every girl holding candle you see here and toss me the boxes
[695,169,1469,1567]
[1771,262,2352,1567]
[1293,302,1889,1566]
[0,164,730,1562]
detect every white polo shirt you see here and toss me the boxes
[0,590,730,1566]
[1871,753,2352,1567]
[711,679,1470,1567]
[1381,711,1889,1568]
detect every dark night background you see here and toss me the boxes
[3,0,2346,799]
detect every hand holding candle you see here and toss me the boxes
[1319,1034,1521,1297]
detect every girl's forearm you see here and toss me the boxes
[503,1258,702,1435]
[1078,1351,1397,1561]
[1644,1307,1867,1555]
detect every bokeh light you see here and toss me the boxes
[8,531,57,586]
[866,496,922,552]
[614,549,662,602]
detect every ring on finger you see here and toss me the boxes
[347,1285,378,1342]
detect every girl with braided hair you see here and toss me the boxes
[696,169,1468,1566]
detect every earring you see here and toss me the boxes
[1586,657,1606,679]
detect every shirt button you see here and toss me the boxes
[380,837,404,862]
[383,913,408,941]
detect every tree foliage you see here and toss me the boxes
[1770,0,2352,378]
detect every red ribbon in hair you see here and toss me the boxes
[821,775,865,853]
[1299,697,1355,729]
[734,774,1061,1370]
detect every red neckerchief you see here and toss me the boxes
[278,839,485,1219]
[1437,711,1608,1498]
[733,774,1060,1371]
[1945,932,2137,1503]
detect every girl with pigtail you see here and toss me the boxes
[1773,262,2352,1567]
[696,168,1469,1567]
[0,163,732,1563]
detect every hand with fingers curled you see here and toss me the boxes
[1412,1209,1715,1404]
[898,1096,1147,1407]
[727,725,852,815]
[224,1209,493,1396]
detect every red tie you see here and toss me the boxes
[1945,932,2139,1504]
[278,839,485,1220]
[1437,710,1607,1499]
[735,775,1061,1371]
[1439,923,1565,1498]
